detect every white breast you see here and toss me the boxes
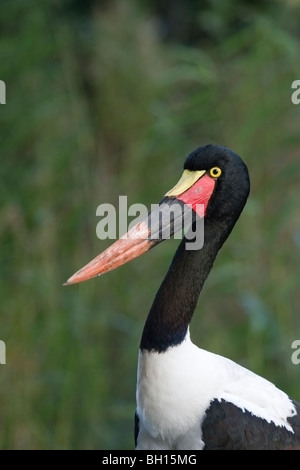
[136,330,296,449]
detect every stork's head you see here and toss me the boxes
[64,145,249,285]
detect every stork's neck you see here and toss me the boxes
[140,218,233,353]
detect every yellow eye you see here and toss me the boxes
[209,167,222,178]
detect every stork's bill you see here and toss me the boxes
[64,169,216,285]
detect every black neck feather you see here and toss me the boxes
[140,217,235,353]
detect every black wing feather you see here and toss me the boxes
[202,398,300,450]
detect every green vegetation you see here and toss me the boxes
[0,0,300,449]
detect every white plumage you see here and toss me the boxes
[136,330,296,450]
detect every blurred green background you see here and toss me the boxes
[1,0,300,449]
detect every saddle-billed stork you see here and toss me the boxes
[65,144,300,450]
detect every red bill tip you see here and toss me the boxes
[64,221,151,285]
